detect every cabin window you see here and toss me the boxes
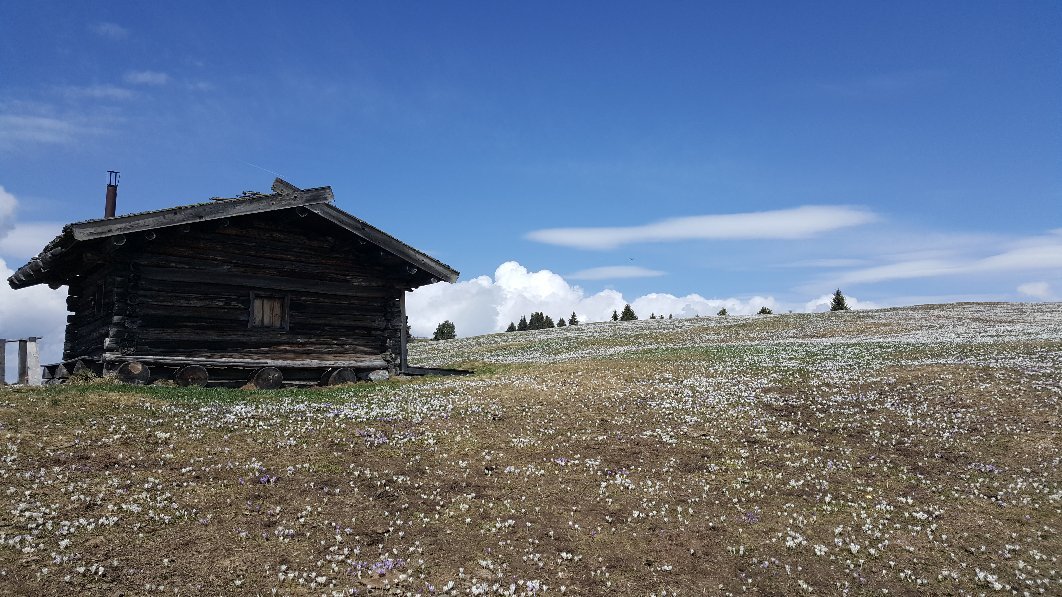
[249,292,289,330]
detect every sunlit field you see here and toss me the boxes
[1,302,1059,595]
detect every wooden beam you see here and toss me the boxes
[137,266,403,297]
[400,293,408,373]
[111,354,390,369]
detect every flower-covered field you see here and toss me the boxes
[1,302,1059,595]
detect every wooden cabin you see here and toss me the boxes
[6,178,459,387]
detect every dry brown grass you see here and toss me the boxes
[1,303,1060,595]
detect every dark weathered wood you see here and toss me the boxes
[137,266,399,298]
[175,365,209,387]
[249,367,283,390]
[16,187,460,374]
[321,367,358,386]
[305,204,458,283]
[116,361,151,385]
[70,188,334,241]
[399,293,408,372]
[122,355,390,369]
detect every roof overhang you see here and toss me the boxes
[306,204,458,283]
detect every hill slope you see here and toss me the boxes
[1,302,1060,595]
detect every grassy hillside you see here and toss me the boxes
[1,303,1059,595]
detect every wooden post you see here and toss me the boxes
[399,293,408,374]
[0,340,6,385]
[17,337,42,386]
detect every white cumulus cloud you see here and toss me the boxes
[0,185,15,236]
[406,261,780,338]
[1017,281,1053,300]
[0,258,68,380]
[0,187,63,262]
[527,205,877,250]
[803,293,879,312]
[0,221,65,261]
[630,293,778,319]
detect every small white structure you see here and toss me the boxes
[1,337,42,386]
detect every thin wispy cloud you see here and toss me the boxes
[0,113,92,147]
[527,205,877,250]
[782,258,869,268]
[819,69,945,97]
[567,265,666,280]
[90,22,128,40]
[185,81,213,92]
[124,70,170,86]
[833,232,1062,285]
[59,84,135,101]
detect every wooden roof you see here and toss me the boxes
[7,179,459,289]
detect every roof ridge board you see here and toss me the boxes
[70,187,334,241]
[64,185,334,228]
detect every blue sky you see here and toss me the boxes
[1,1,1061,352]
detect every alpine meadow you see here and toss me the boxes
[1,303,1059,595]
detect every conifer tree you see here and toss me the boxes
[517,315,529,331]
[544,315,555,328]
[611,310,619,321]
[668,314,673,319]
[620,304,638,321]
[830,289,850,311]
[717,308,728,316]
[506,322,517,332]
[556,317,566,327]
[757,306,772,315]
[432,320,456,340]
[568,312,579,326]
[649,313,656,319]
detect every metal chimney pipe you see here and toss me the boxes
[105,170,120,218]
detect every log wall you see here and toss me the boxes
[69,211,410,368]
[63,265,114,360]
